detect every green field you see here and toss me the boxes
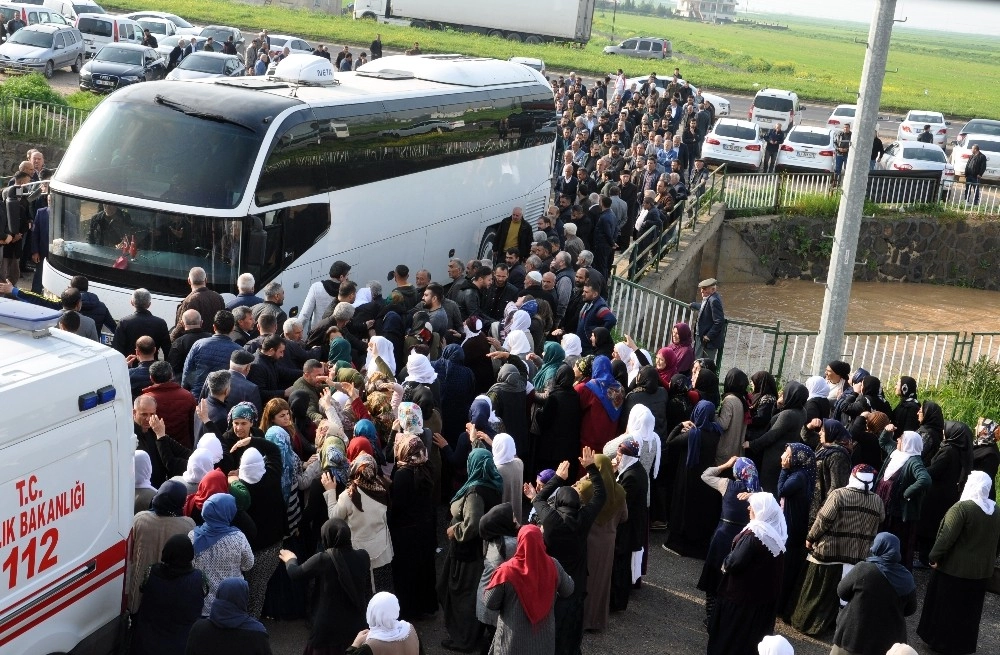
[99,0,1000,118]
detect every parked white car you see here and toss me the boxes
[626,76,730,117]
[878,140,954,189]
[266,34,313,57]
[897,110,948,145]
[165,51,243,80]
[826,104,856,129]
[124,10,200,36]
[776,126,839,173]
[134,17,176,40]
[702,118,765,171]
[951,134,1000,181]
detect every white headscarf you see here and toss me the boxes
[503,330,532,356]
[885,644,918,655]
[239,447,266,484]
[758,635,794,655]
[197,433,223,464]
[473,394,501,427]
[365,592,412,642]
[745,492,788,557]
[462,317,483,344]
[960,470,996,515]
[625,404,661,478]
[805,375,831,400]
[134,450,156,491]
[847,467,875,492]
[366,336,396,379]
[561,333,583,357]
[614,342,641,385]
[404,353,437,383]
[492,433,517,466]
[509,309,531,332]
[883,430,923,480]
[332,391,350,409]
[353,286,372,307]
[181,448,215,485]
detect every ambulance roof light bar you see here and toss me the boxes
[0,298,62,334]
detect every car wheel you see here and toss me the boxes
[360,11,376,19]
[478,226,499,262]
[71,54,83,73]
[43,60,54,79]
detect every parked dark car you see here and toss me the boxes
[78,42,166,92]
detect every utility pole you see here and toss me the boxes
[811,0,897,373]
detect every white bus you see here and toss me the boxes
[44,54,556,322]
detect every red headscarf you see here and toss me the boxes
[347,436,375,462]
[667,322,695,374]
[487,524,558,625]
[183,469,229,517]
[655,347,678,389]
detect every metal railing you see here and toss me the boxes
[4,98,90,143]
[608,276,1000,387]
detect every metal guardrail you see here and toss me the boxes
[608,276,1000,387]
[5,98,90,143]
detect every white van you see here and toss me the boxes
[42,0,104,22]
[748,88,803,132]
[0,299,133,655]
[75,12,142,57]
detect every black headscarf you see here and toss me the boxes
[861,375,892,414]
[151,534,195,580]
[668,373,690,398]
[322,519,368,611]
[694,357,717,374]
[898,376,918,403]
[610,358,629,389]
[750,370,778,405]
[591,327,614,358]
[629,365,661,395]
[722,368,751,423]
[288,389,314,446]
[479,502,519,559]
[552,364,577,391]
[150,480,187,517]
[781,380,809,410]
[866,532,916,596]
[544,486,581,533]
[694,368,720,407]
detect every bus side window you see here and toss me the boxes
[248,203,330,284]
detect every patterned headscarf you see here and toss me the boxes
[786,442,817,498]
[347,453,389,510]
[616,437,642,477]
[264,426,300,503]
[733,457,761,493]
[228,401,258,426]
[865,411,891,435]
[847,463,877,492]
[397,402,423,435]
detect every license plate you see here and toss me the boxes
[757,117,771,123]
[722,144,742,152]
[987,169,999,176]
[797,151,815,158]
[95,80,114,86]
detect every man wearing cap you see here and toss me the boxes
[690,278,725,361]
[493,206,533,264]
[301,260,350,333]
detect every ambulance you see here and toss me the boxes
[0,299,133,655]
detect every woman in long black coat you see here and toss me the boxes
[610,438,649,611]
[746,381,808,495]
[388,436,438,619]
[915,420,968,566]
[531,364,582,476]
[131,535,206,655]
[279,519,372,655]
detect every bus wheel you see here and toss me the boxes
[478,226,499,262]
[488,29,504,39]
[525,35,543,45]
[506,32,522,42]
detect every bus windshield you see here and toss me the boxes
[55,96,263,209]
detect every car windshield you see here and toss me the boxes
[964,121,1000,137]
[902,147,946,162]
[165,14,192,28]
[96,47,142,65]
[755,96,793,112]
[909,113,942,124]
[269,37,287,47]
[73,3,105,14]
[159,35,182,47]
[834,107,856,117]
[139,20,167,35]
[715,123,757,141]
[969,139,1000,153]
[179,53,226,73]
[200,28,230,41]
[788,131,831,146]
[8,29,54,48]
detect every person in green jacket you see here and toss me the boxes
[917,470,1000,655]
[874,428,931,570]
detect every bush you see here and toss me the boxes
[0,74,66,106]
[923,357,1000,428]
[64,92,104,111]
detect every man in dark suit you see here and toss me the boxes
[112,288,171,358]
[225,350,262,412]
[690,278,726,361]
[493,207,533,264]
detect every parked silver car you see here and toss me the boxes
[603,36,672,59]
[0,23,84,77]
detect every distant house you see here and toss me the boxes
[675,0,738,22]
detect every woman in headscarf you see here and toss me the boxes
[432,344,477,444]
[439,396,498,491]
[706,492,786,655]
[832,533,917,655]
[802,375,832,450]
[916,399,945,464]
[917,470,1000,655]
[874,429,931,571]
[364,371,398,443]
[264,425,304,536]
[488,362,530,458]
[654,347,678,390]
[328,331,353,367]
[129,480,196,614]
[327,453,394,593]
[185,469,234,524]
[892,375,920,434]
[847,409,889,470]
[663,399,723,558]
[185,578,271,655]
[776,441,816,620]
[477,502,519,647]
[461,316,493,395]
[379,310,406,376]
[347,435,375,462]
[532,341,566,391]
[589,326,614,359]
[609,438,648,610]
[619,365,668,437]
[492,433,524,522]
[560,333,583,369]
[129,534,206,655]
[172,448,216,496]
[746,371,778,445]
[529,364,582,478]
[580,454,628,632]
[917,419,973,568]
[502,309,534,354]
[280,519,373,655]
[190,493,255,616]
[717,368,750,465]
[389,436,437,619]
[576,355,625,453]
[438,448,504,652]
[846,374,893,419]
[484,525,575,655]
[346,592,422,655]
[746,380,808,494]
[793,464,884,637]
[135,450,158,515]
[691,365,720,407]
[697,456,760,627]
[665,322,695,376]
[401,352,440,407]
[972,417,1000,501]
[366,335,397,380]
[218,402,264,474]
[809,418,854,525]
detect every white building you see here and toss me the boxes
[675,0,738,22]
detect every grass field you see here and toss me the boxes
[99,0,1000,119]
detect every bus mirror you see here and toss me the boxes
[289,306,299,317]
[448,248,455,257]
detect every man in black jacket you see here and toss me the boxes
[112,288,171,358]
[248,335,291,403]
[133,395,190,487]
[493,207,533,263]
[964,144,988,205]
